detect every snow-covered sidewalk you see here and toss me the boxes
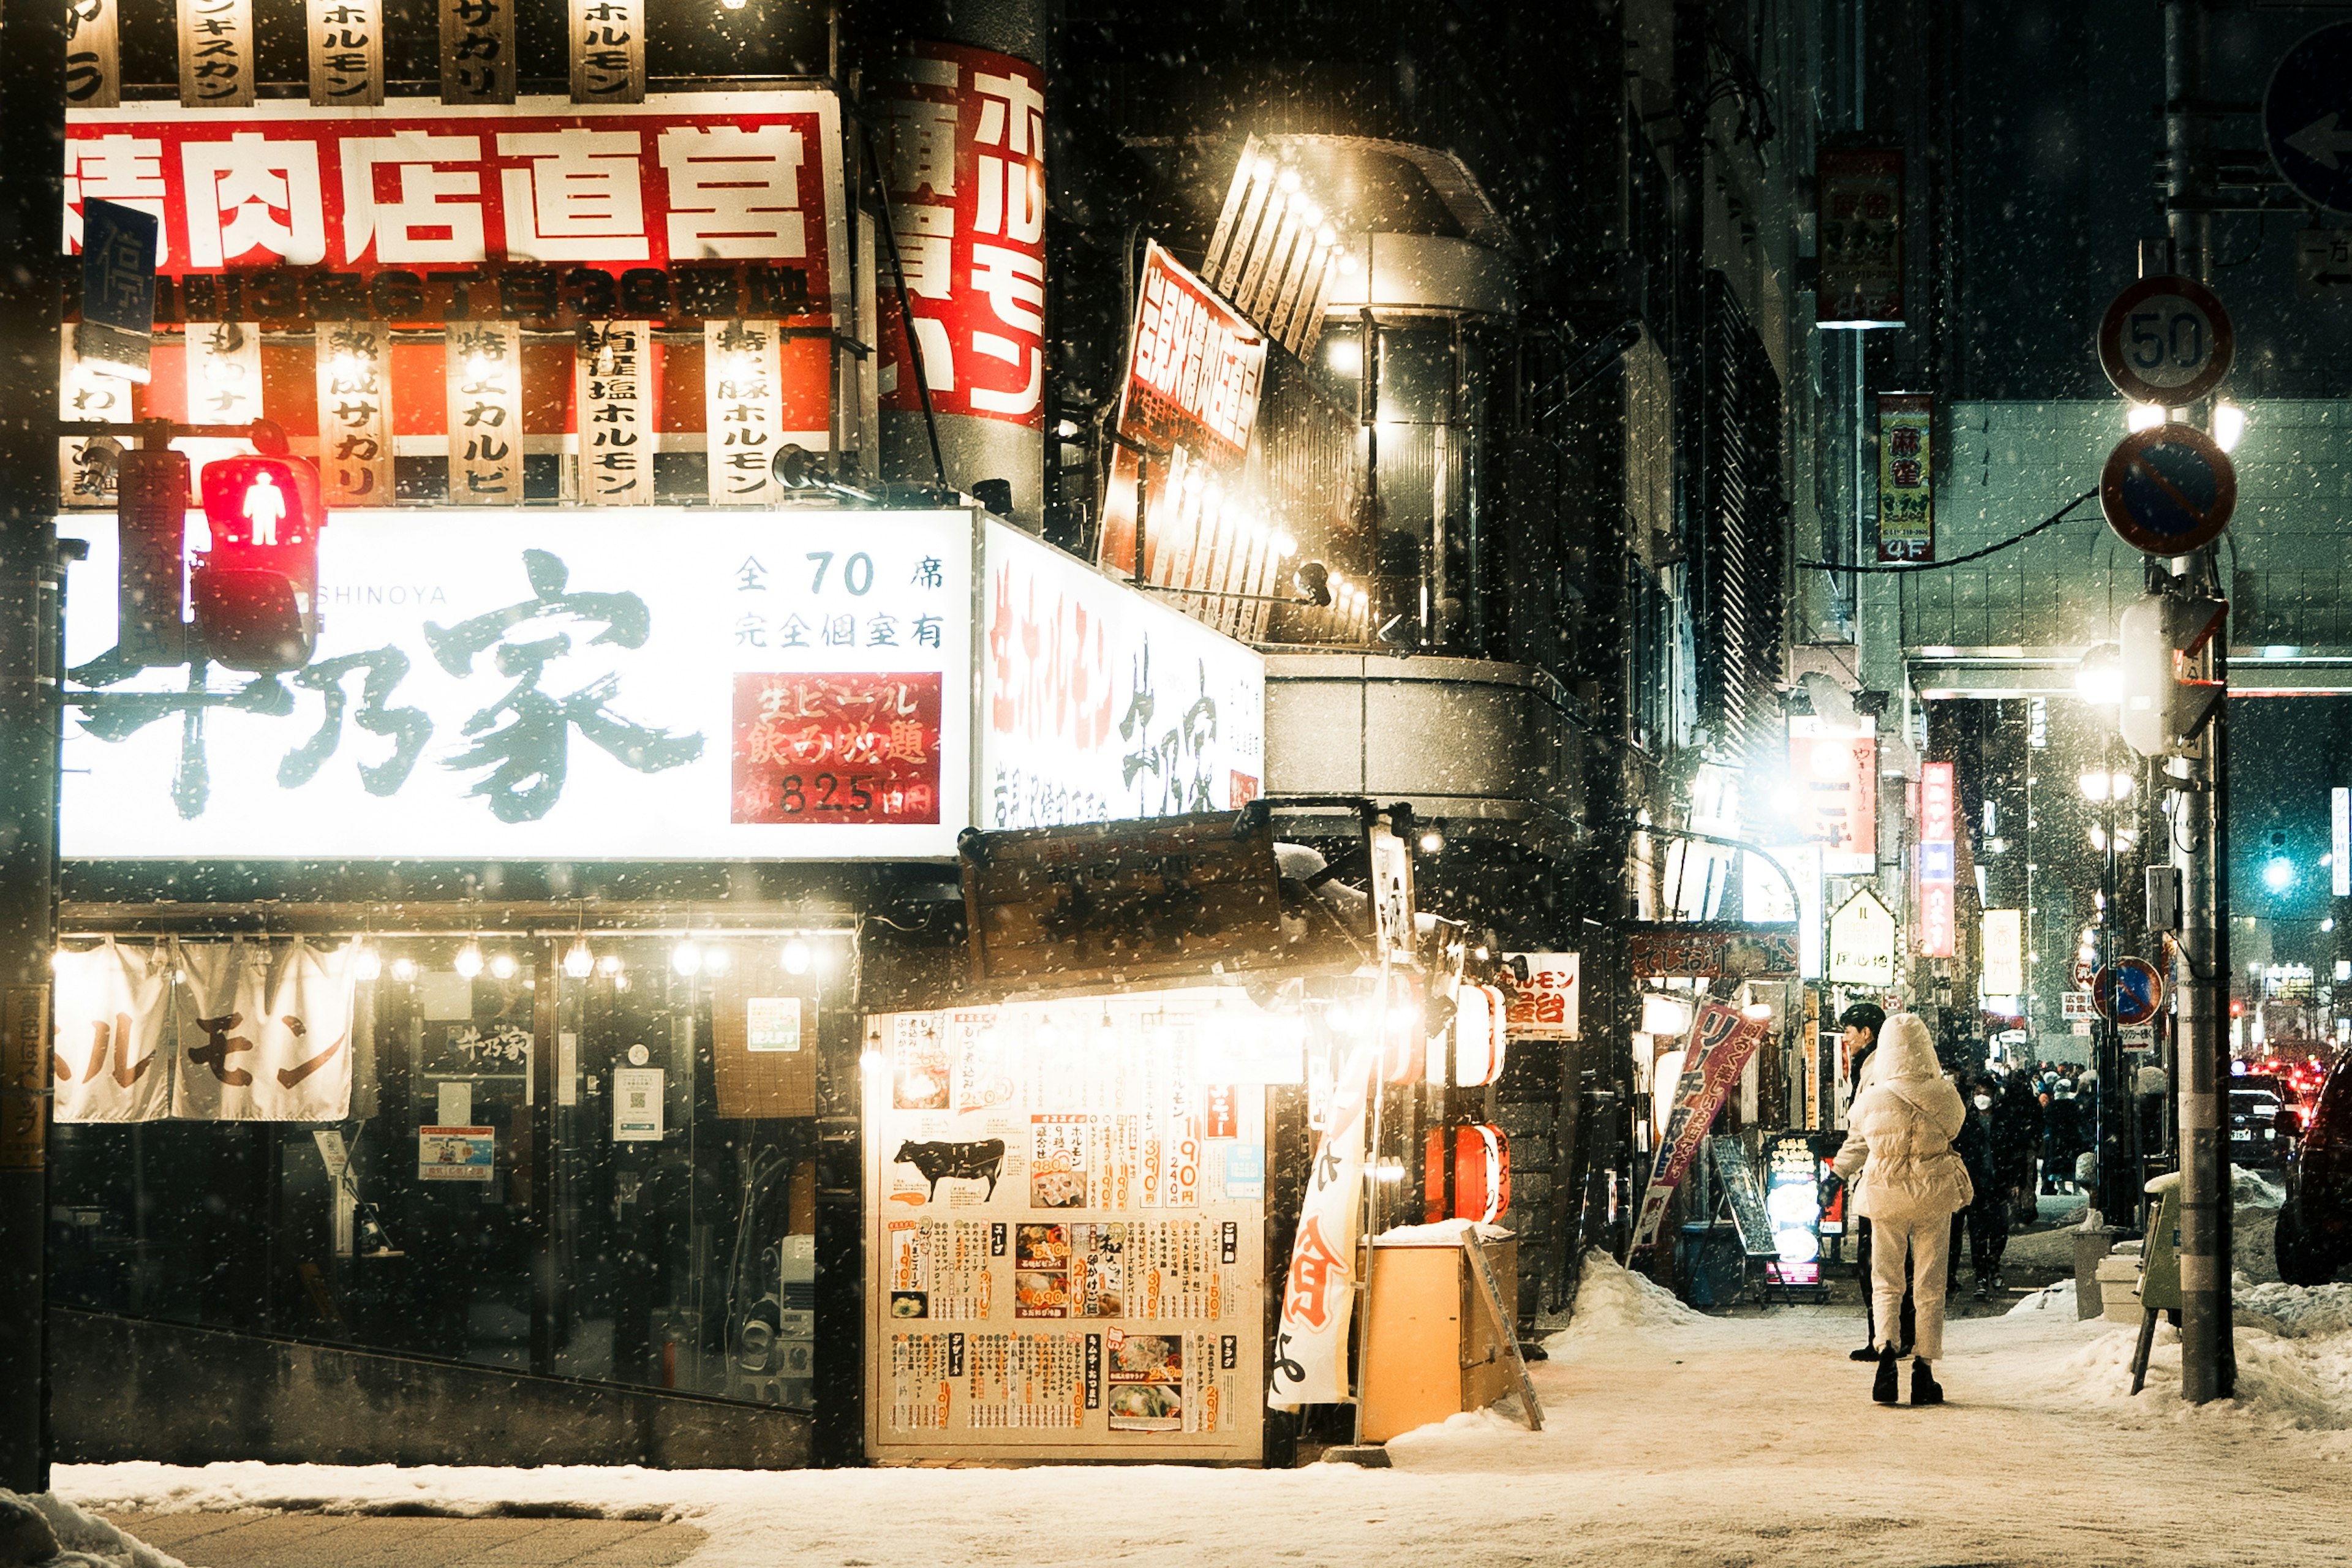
[52,1258,2352,1567]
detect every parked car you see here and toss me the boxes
[2277,1049,2352,1287]
[2230,1089,2290,1169]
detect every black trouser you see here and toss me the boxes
[1948,1188,2010,1284]
[1856,1216,1916,1349]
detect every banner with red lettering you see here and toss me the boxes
[173,939,358,1122]
[876,43,1047,426]
[51,938,170,1123]
[1630,1003,1770,1250]
[1267,1043,1375,1409]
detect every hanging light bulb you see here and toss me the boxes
[389,955,419,983]
[782,938,812,975]
[349,939,382,982]
[672,940,703,976]
[597,952,624,978]
[488,950,519,980]
[564,936,595,979]
[702,943,732,976]
[453,938,484,978]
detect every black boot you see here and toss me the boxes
[1849,1343,1880,1362]
[1872,1344,1900,1404]
[1911,1358,1944,1406]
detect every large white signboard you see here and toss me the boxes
[61,507,973,859]
[979,519,1264,831]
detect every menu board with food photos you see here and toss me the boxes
[863,989,1270,1461]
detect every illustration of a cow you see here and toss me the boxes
[893,1138,1007,1201]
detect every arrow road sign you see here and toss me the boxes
[2097,276,2233,405]
[2100,423,2236,557]
[2266,21,2352,213]
[2093,957,2165,1028]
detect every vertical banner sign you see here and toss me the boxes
[439,0,515,104]
[189,320,262,424]
[878,43,1049,426]
[1630,1004,1771,1249]
[1096,243,1273,630]
[578,322,652,505]
[76,198,158,383]
[176,0,256,108]
[1268,1046,1374,1409]
[706,318,782,504]
[1,986,51,1170]
[1875,393,1933,562]
[317,322,394,507]
[66,0,123,111]
[1918,760,1957,959]
[307,0,385,107]
[60,326,130,507]
[1981,909,2024,997]
[1825,888,1898,988]
[447,320,522,503]
[51,940,169,1124]
[2334,786,2350,898]
[1787,715,1877,875]
[1817,148,1903,326]
[569,0,644,105]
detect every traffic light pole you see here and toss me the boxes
[0,0,69,1495]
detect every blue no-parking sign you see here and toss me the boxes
[2100,424,2236,557]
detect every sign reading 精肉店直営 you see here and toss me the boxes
[979,519,1263,831]
[62,94,848,314]
[2266,23,2352,216]
[2100,424,2236,557]
[62,509,976,861]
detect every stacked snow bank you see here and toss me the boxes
[0,1491,183,1568]
[2232,1164,2287,1210]
[1544,1251,1705,1349]
[51,1464,690,1523]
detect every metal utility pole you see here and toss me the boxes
[0,0,69,1494]
[2162,0,2234,1404]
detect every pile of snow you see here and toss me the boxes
[1374,1219,1514,1245]
[1,1491,183,1568]
[2006,1279,2077,1316]
[2233,1164,2287,1209]
[2238,1281,2352,1340]
[51,1463,687,1523]
[1547,1251,1704,1345]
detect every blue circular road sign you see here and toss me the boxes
[2094,959,2165,1028]
[2266,21,2352,213]
[2100,424,2236,557]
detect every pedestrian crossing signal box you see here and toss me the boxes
[194,456,325,673]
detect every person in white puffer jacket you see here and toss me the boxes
[1832,1012,1973,1407]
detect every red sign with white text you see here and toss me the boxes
[64,93,845,299]
[1920,761,1956,844]
[876,43,1046,426]
[731,672,943,826]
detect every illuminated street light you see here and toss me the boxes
[2076,768,2133,803]
[2075,641,2123,704]
[2264,856,2296,894]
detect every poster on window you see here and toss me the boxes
[864,989,1264,1461]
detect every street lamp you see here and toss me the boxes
[2076,641,2124,706]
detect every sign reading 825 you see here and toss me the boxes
[2098,274,2234,405]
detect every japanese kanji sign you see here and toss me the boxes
[1876,393,1932,562]
[1096,243,1275,639]
[1503,952,1580,1040]
[64,508,976,861]
[64,94,848,308]
[732,673,944,825]
[177,0,256,109]
[1918,760,1956,959]
[66,0,121,112]
[447,319,523,503]
[307,0,384,106]
[192,318,263,425]
[173,938,357,1121]
[877,43,1047,426]
[316,320,394,505]
[981,519,1265,832]
[59,326,130,506]
[706,317,785,504]
[77,197,158,383]
[439,0,515,104]
[1787,714,1877,875]
[1817,147,1903,326]
[1268,1042,1374,1408]
[577,321,651,503]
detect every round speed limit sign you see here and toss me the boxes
[2098,274,2234,404]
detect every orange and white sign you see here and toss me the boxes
[1787,716,1876,874]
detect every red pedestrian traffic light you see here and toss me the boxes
[194,455,325,672]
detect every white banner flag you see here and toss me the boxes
[1267,1044,1374,1409]
[51,939,170,1123]
[174,939,356,1121]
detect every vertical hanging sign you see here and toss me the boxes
[568,0,644,104]
[439,0,515,104]
[307,0,385,107]
[578,322,652,505]
[59,327,130,507]
[705,318,780,505]
[66,0,123,108]
[447,320,522,503]
[176,0,257,108]
[318,322,394,507]
[189,320,262,424]
[1918,760,1956,960]
[1875,393,1933,562]
[1817,148,1904,326]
